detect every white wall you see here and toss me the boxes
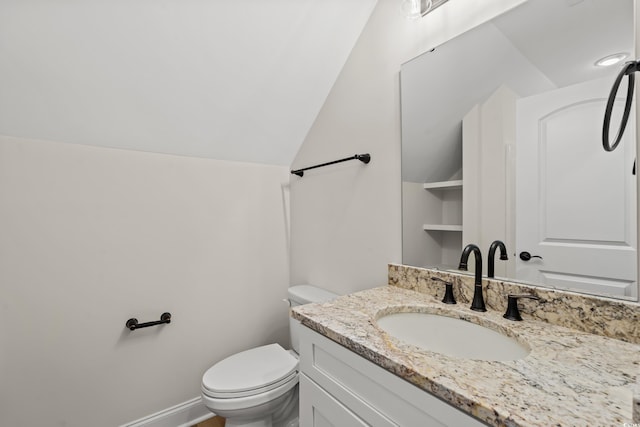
[290,0,527,294]
[401,181,441,268]
[0,135,290,427]
[463,86,518,279]
[402,182,462,269]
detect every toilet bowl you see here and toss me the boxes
[201,285,337,427]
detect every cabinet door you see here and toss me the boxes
[299,374,369,427]
[299,326,487,427]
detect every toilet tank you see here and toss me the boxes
[288,285,338,354]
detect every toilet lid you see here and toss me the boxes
[202,344,298,396]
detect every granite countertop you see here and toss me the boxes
[291,285,640,427]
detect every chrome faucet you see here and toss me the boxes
[458,244,486,312]
[487,240,508,278]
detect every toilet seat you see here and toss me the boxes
[202,343,298,399]
[203,370,298,399]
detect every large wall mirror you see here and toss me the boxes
[401,0,638,301]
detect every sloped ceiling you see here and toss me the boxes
[0,0,377,166]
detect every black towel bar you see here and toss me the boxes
[291,153,371,177]
[126,312,171,331]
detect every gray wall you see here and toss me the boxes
[0,135,290,426]
[290,0,526,294]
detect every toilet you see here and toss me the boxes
[201,285,338,427]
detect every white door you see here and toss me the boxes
[516,77,636,298]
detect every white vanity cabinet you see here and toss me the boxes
[298,325,487,427]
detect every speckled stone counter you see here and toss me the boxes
[291,272,640,426]
[634,380,640,423]
[389,264,640,344]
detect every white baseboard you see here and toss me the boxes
[120,396,213,427]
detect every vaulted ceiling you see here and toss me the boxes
[0,0,377,165]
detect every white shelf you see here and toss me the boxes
[423,180,463,190]
[423,224,463,232]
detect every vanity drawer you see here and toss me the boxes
[299,325,487,427]
[299,374,369,427]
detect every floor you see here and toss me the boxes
[192,415,225,427]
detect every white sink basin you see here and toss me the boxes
[376,312,530,361]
